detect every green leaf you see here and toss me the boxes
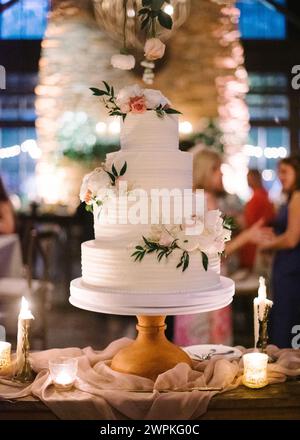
[120,161,127,176]
[165,107,182,115]
[182,251,189,272]
[102,81,110,93]
[201,252,209,271]
[223,215,237,230]
[85,204,93,213]
[110,111,124,117]
[112,163,118,177]
[95,200,103,206]
[111,86,115,98]
[142,0,152,6]
[157,9,173,29]
[156,109,165,118]
[90,87,108,96]
[136,246,144,251]
[105,171,116,183]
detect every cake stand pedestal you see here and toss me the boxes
[70,276,234,380]
[111,315,192,380]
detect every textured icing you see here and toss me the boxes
[81,240,220,293]
[120,111,179,151]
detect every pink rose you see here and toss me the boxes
[144,38,166,61]
[129,96,147,114]
[85,189,92,204]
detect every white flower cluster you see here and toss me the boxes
[79,166,111,206]
[116,84,170,114]
[148,210,231,254]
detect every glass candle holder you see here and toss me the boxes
[0,342,12,376]
[243,353,268,389]
[49,357,78,391]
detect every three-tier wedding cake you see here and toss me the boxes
[70,84,235,314]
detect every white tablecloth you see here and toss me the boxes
[0,234,23,278]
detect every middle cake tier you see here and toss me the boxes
[106,150,193,191]
[81,240,221,293]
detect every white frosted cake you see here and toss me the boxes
[70,84,234,314]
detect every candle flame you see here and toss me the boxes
[19,296,34,320]
[258,276,266,300]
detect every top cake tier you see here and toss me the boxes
[120,112,179,152]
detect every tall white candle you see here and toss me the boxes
[254,277,273,347]
[16,297,34,370]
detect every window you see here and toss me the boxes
[0,73,39,199]
[246,73,289,121]
[0,0,49,39]
[244,73,291,192]
[237,0,286,40]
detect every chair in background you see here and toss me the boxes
[0,229,55,349]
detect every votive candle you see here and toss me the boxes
[0,342,11,376]
[243,353,268,389]
[49,357,78,391]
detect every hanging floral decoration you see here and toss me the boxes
[138,0,173,84]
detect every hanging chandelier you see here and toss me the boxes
[93,0,191,50]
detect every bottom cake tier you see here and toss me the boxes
[69,276,235,316]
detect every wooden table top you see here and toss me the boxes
[0,380,299,420]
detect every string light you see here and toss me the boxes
[0,139,42,160]
[179,121,193,135]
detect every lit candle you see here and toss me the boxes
[243,353,268,389]
[0,341,12,376]
[253,277,273,348]
[49,357,78,391]
[15,297,35,377]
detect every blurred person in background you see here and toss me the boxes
[258,156,300,348]
[0,176,15,235]
[174,148,243,347]
[239,169,275,270]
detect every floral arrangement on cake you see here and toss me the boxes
[80,161,128,212]
[131,211,233,272]
[90,82,181,121]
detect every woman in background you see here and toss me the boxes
[259,156,300,348]
[174,148,242,346]
[0,176,15,234]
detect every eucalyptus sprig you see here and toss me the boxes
[138,0,173,36]
[131,235,209,273]
[90,81,126,121]
[155,104,182,118]
[131,236,178,262]
[105,161,127,186]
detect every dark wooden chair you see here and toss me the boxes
[0,229,55,349]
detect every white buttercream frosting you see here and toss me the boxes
[120,111,179,151]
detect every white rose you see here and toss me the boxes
[197,233,217,254]
[111,54,135,70]
[79,172,92,202]
[88,168,110,193]
[144,38,166,61]
[116,84,143,108]
[176,230,199,252]
[148,225,164,242]
[205,210,223,235]
[143,88,170,109]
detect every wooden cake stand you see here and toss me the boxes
[70,276,234,380]
[111,315,192,380]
